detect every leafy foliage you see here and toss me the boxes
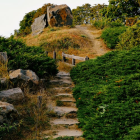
[92,18,124,29]
[101,26,127,49]
[19,10,36,36]
[103,0,140,21]
[72,3,106,25]
[116,20,140,50]
[70,46,140,139]
[123,125,140,140]
[0,36,58,78]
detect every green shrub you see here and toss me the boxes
[92,18,124,29]
[0,36,58,78]
[123,125,140,140]
[101,26,127,49]
[116,20,140,50]
[70,46,140,139]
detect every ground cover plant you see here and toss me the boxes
[0,36,58,78]
[70,46,140,139]
[101,26,127,49]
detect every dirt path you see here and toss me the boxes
[76,25,110,57]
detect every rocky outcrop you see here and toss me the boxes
[9,69,39,87]
[31,14,48,36]
[0,52,7,64]
[0,88,24,103]
[0,101,18,124]
[47,4,73,27]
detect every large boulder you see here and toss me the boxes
[0,88,24,103]
[31,14,48,36]
[0,52,7,64]
[9,69,39,88]
[0,101,18,125]
[47,4,73,27]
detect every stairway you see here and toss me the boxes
[42,71,84,139]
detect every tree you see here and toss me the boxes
[104,0,140,21]
[19,10,36,35]
[90,4,107,20]
[72,3,106,25]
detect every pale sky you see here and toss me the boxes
[0,0,109,38]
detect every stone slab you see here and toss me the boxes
[31,14,47,36]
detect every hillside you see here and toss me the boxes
[17,25,110,72]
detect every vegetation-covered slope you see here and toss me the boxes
[70,46,140,139]
[0,36,58,78]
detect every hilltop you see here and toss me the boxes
[16,25,110,72]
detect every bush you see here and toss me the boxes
[116,20,140,50]
[92,18,124,29]
[70,46,140,139]
[0,36,58,78]
[123,125,140,140]
[101,26,127,49]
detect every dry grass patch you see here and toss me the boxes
[0,62,9,78]
[57,61,73,73]
[1,88,51,140]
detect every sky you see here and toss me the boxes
[0,0,109,38]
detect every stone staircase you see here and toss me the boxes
[42,71,84,139]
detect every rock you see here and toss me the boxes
[47,4,73,27]
[0,101,18,124]
[0,78,10,90]
[0,78,7,84]
[0,52,8,64]
[31,14,48,36]
[9,69,39,87]
[0,88,24,103]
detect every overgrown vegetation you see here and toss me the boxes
[0,36,58,78]
[70,45,140,139]
[116,20,140,50]
[15,3,53,36]
[0,90,50,140]
[101,26,127,49]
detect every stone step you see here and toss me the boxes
[55,76,71,80]
[53,87,73,93]
[54,106,77,116]
[53,129,83,138]
[50,79,72,84]
[59,98,75,102]
[56,101,76,107]
[49,79,72,87]
[43,129,83,139]
[55,93,73,97]
[57,71,70,77]
[51,118,79,125]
